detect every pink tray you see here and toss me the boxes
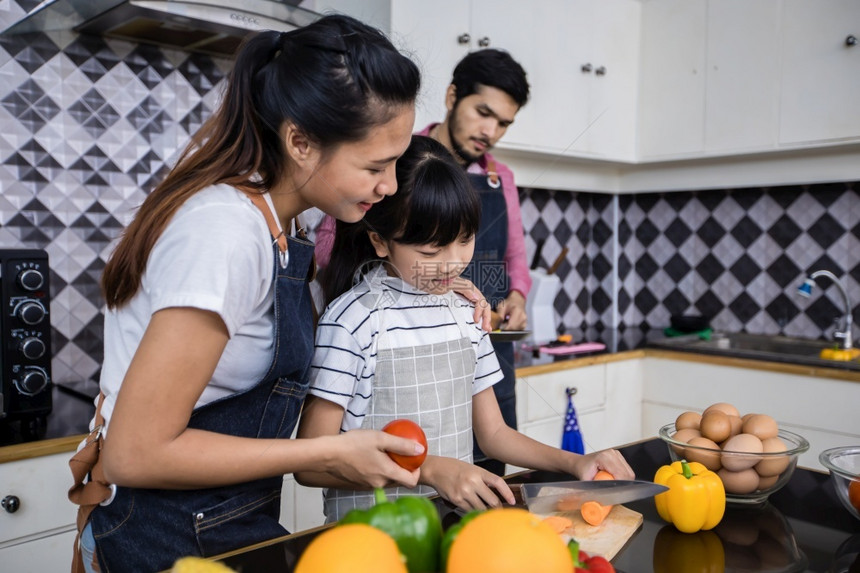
[538,342,607,355]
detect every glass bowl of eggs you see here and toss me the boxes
[658,402,810,505]
[819,446,860,521]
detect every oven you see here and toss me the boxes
[0,249,52,434]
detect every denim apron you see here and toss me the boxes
[467,168,518,468]
[88,198,315,572]
[323,284,476,522]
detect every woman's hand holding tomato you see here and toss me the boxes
[382,419,428,471]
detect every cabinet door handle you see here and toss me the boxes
[595,66,607,76]
[478,36,491,47]
[457,33,471,45]
[2,495,20,513]
[581,63,593,73]
[847,35,857,47]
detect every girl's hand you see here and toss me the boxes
[569,448,635,481]
[450,277,492,331]
[327,429,424,489]
[419,456,516,511]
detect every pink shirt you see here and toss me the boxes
[314,124,532,298]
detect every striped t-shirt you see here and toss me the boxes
[309,265,503,432]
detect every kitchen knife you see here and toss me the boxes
[517,480,668,514]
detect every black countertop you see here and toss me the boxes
[216,437,860,572]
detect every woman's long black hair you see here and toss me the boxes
[320,135,481,306]
[102,14,420,308]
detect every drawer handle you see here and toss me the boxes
[2,495,20,514]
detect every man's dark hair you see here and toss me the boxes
[450,48,529,108]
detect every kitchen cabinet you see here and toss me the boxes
[316,0,640,161]
[511,359,645,473]
[0,451,78,572]
[638,0,782,158]
[640,357,860,471]
[639,0,859,160]
[779,0,860,145]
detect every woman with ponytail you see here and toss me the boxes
[70,15,442,572]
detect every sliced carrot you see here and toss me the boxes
[581,470,615,526]
[581,501,612,526]
[542,515,574,534]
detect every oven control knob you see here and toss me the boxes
[17,268,45,291]
[15,367,49,396]
[14,300,46,325]
[2,495,20,514]
[20,336,46,360]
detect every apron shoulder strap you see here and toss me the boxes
[244,192,288,254]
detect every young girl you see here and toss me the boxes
[69,15,432,573]
[296,136,634,521]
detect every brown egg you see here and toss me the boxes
[721,433,764,471]
[700,410,732,443]
[742,414,779,440]
[727,415,743,438]
[675,411,702,431]
[687,436,722,471]
[704,402,741,418]
[670,428,701,456]
[758,474,779,490]
[741,412,757,424]
[719,467,760,494]
[755,437,791,477]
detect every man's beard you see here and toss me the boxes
[447,107,485,165]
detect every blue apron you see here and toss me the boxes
[89,229,315,572]
[467,170,517,467]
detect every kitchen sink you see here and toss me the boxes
[649,331,860,372]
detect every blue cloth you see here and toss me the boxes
[467,172,517,472]
[562,392,585,455]
[88,231,317,572]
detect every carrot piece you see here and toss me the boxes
[580,501,612,526]
[581,469,615,526]
[542,515,574,534]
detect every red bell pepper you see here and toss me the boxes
[568,540,615,573]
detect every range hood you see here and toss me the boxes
[1,0,322,57]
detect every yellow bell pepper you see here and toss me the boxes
[654,459,725,533]
[820,347,860,361]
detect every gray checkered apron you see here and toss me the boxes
[323,292,477,522]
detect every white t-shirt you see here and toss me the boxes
[96,184,281,432]
[309,265,503,432]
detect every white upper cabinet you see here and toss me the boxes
[637,0,707,158]
[316,0,860,189]
[779,0,860,145]
[639,0,860,160]
[704,0,782,153]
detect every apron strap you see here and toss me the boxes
[68,392,109,573]
[244,192,288,254]
[486,159,501,189]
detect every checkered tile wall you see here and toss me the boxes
[1,3,858,392]
[520,183,860,339]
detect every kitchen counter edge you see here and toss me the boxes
[4,349,858,463]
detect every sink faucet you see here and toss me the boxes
[797,270,854,350]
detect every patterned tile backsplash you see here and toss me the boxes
[1,5,858,396]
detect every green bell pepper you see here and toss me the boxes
[340,488,442,573]
[439,509,483,572]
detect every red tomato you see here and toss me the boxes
[381,419,428,471]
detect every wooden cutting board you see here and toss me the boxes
[536,505,643,560]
